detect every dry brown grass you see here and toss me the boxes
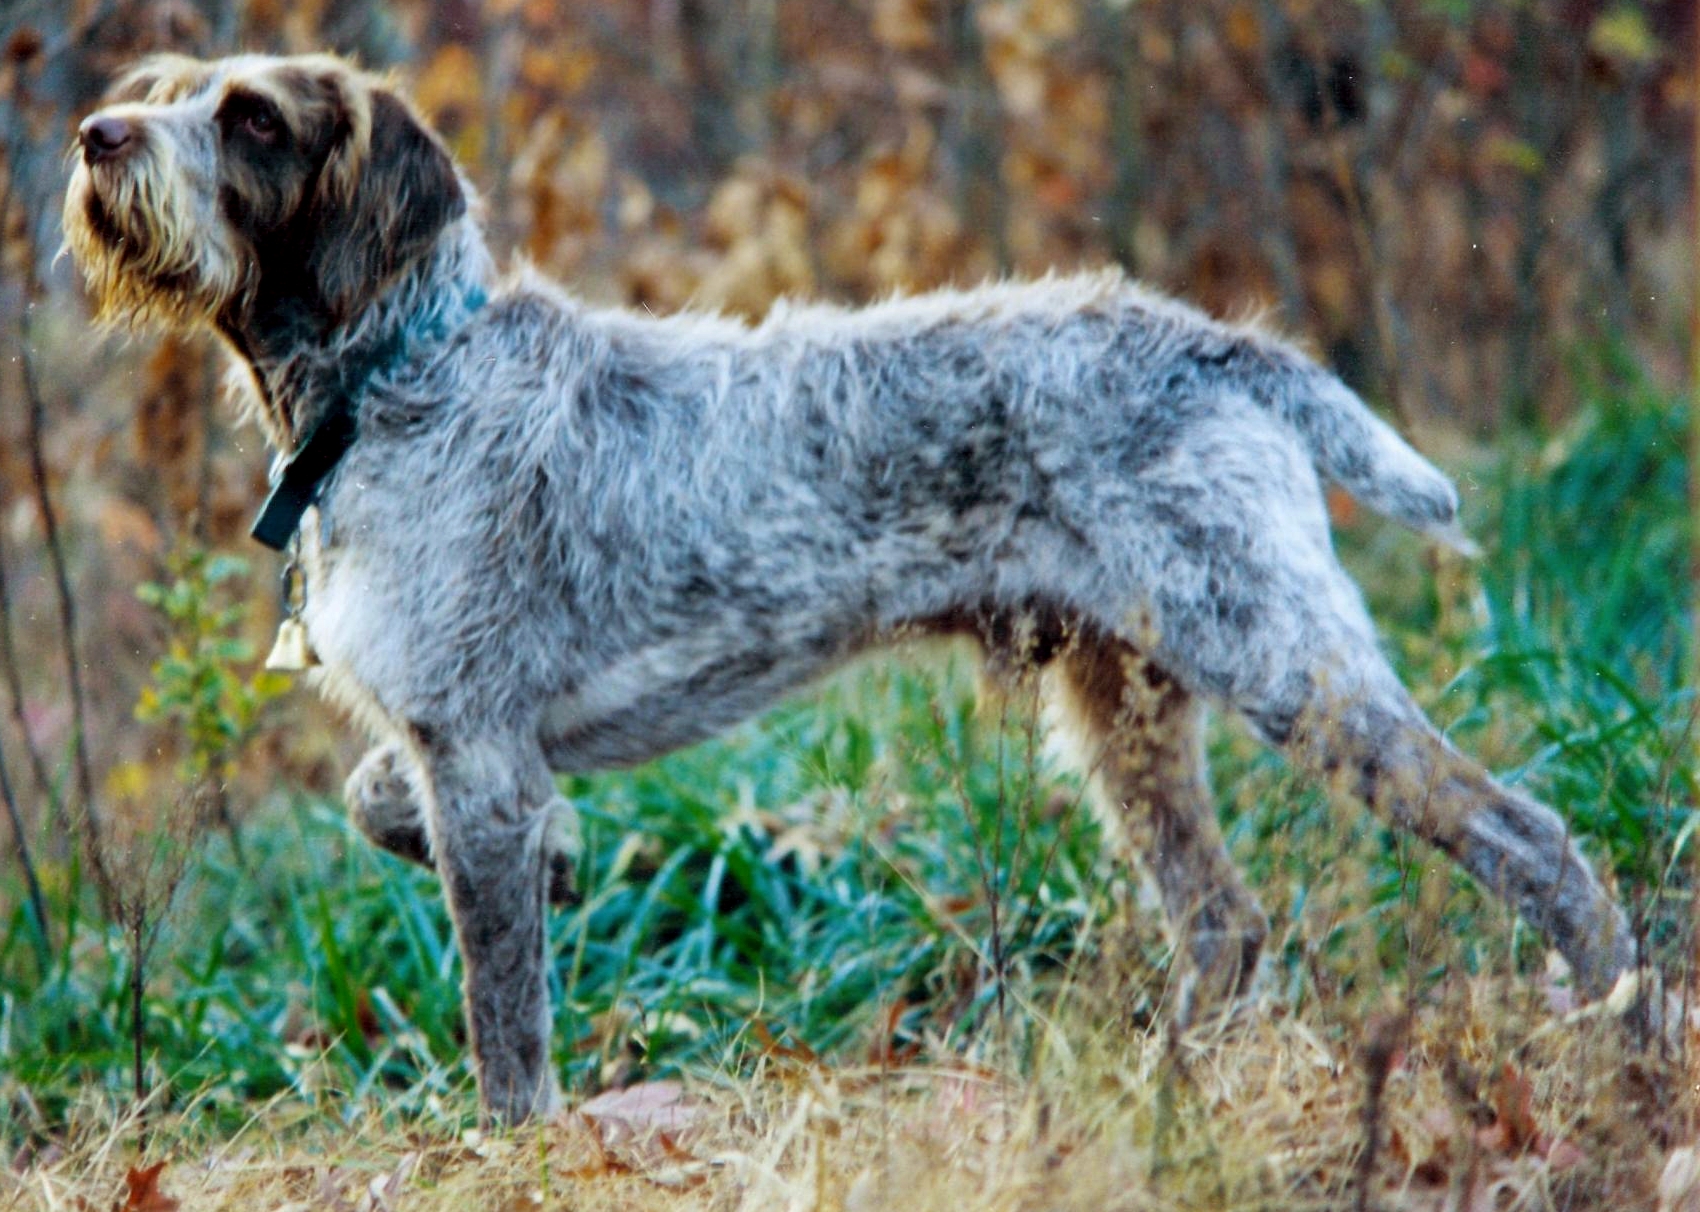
[8,974,1693,1212]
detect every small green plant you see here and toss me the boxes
[97,544,291,1115]
[133,546,290,791]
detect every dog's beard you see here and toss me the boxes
[62,148,252,330]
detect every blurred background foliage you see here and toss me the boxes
[0,0,1691,1134]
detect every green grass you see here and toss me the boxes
[0,348,1690,1146]
[3,655,1112,1137]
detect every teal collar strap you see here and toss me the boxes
[251,284,488,551]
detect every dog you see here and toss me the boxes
[64,52,1635,1122]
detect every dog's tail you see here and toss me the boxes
[1269,364,1479,557]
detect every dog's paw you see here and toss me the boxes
[544,798,582,908]
[345,744,412,812]
[345,745,432,867]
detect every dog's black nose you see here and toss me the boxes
[79,114,134,164]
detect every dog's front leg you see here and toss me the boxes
[412,730,564,1122]
[347,742,581,905]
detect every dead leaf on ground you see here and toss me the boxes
[314,1166,357,1212]
[117,1162,180,1212]
[752,1018,819,1067]
[1473,1062,1585,1171]
[555,1079,713,1179]
[1477,1063,1537,1154]
[350,1150,418,1212]
[578,1079,705,1141]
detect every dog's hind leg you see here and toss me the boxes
[1263,665,1636,998]
[346,743,579,905]
[1127,526,1633,998]
[411,729,570,1122]
[1076,404,1632,999]
[1052,630,1269,1027]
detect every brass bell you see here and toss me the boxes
[264,616,319,672]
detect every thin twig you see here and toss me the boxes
[3,38,114,915]
[0,525,62,827]
[131,911,147,1112]
[1351,1011,1407,1212]
[1328,131,1412,434]
[1314,49,1412,436]
[115,784,209,1122]
[0,126,65,843]
[988,691,1009,1041]
[1691,4,1700,696]
[930,694,1006,1031]
[0,733,50,964]
[19,296,115,916]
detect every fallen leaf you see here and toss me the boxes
[751,1018,818,1066]
[552,1111,631,1178]
[354,1151,417,1212]
[118,1162,180,1212]
[315,1167,357,1212]
[1542,1136,1585,1172]
[1476,1063,1537,1154]
[579,1080,704,1139]
[566,1080,714,1174]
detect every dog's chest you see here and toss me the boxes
[293,512,426,712]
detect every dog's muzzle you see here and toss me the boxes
[79,113,136,165]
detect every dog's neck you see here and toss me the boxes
[223,217,496,452]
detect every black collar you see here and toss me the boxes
[249,397,359,550]
[250,285,488,551]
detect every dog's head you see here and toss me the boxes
[62,53,464,335]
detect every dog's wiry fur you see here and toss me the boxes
[66,53,1635,1122]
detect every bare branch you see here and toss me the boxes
[18,265,115,918]
[0,525,62,834]
[0,732,50,963]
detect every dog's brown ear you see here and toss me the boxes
[307,86,464,323]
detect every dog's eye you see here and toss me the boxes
[222,96,283,143]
